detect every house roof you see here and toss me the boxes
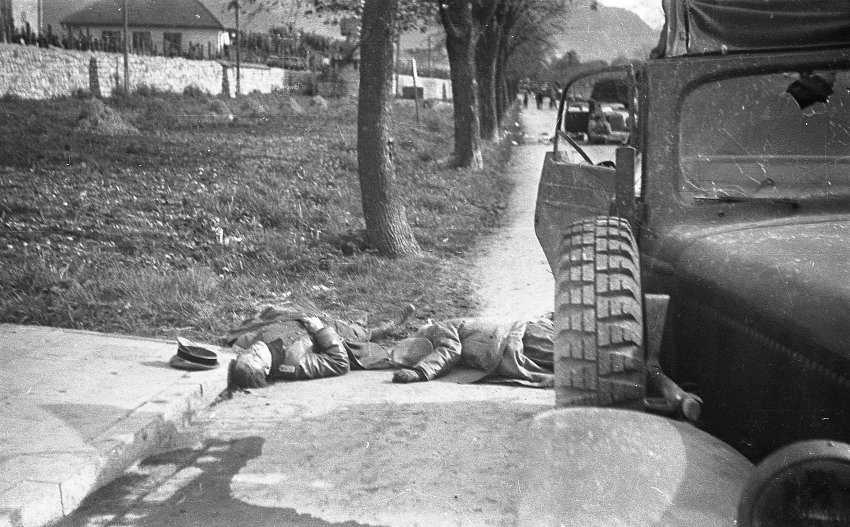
[62,0,229,30]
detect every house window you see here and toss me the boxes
[101,30,121,52]
[132,31,152,54]
[163,32,182,57]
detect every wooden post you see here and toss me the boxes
[122,0,129,93]
[235,0,241,96]
[394,23,400,96]
[411,58,419,123]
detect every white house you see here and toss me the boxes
[62,0,232,57]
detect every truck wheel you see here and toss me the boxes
[553,216,645,407]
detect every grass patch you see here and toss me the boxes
[0,92,514,343]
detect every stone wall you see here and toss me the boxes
[0,44,286,99]
[0,44,450,101]
[225,63,286,97]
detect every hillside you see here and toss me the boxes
[210,0,660,63]
[552,0,661,62]
[43,0,658,65]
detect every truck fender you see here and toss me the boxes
[518,407,753,527]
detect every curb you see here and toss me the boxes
[0,330,232,527]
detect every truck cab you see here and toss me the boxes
[531,1,850,524]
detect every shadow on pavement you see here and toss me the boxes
[60,436,381,527]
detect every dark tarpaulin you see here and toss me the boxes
[686,0,850,53]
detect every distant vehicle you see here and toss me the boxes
[560,77,633,144]
[587,100,631,144]
[561,99,590,142]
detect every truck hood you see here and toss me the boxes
[674,219,850,361]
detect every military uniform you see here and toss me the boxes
[396,315,555,387]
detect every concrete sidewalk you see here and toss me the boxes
[0,324,233,527]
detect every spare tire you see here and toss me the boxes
[553,216,645,406]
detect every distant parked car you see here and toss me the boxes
[561,99,590,142]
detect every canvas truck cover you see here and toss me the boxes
[656,0,850,57]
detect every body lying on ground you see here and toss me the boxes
[390,314,554,387]
[227,303,413,389]
[225,302,554,390]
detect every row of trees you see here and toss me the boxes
[353,0,573,256]
[241,0,573,256]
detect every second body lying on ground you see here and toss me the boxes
[390,315,554,387]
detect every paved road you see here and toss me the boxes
[59,372,553,527]
[56,104,609,527]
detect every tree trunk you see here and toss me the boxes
[476,17,500,141]
[440,2,483,170]
[496,35,510,127]
[497,2,519,128]
[357,0,421,256]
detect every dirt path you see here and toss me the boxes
[473,105,557,319]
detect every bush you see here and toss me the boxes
[239,97,266,117]
[72,88,92,99]
[111,85,130,99]
[287,72,318,95]
[134,84,166,97]
[183,84,207,97]
[75,98,139,135]
[209,99,230,115]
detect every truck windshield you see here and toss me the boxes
[679,68,850,201]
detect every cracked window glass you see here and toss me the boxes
[679,68,850,201]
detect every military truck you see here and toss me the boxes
[530,1,850,525]
[586,77,632,144]
[560,77,632,144]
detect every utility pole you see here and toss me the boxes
[411,58,419,123]
[427,34,431,72]
[123,0,129,92]
[235,0,241,96]
[394,23,400,96]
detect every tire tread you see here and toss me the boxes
[553,216,645,407]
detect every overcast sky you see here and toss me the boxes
[599,0,665,29]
